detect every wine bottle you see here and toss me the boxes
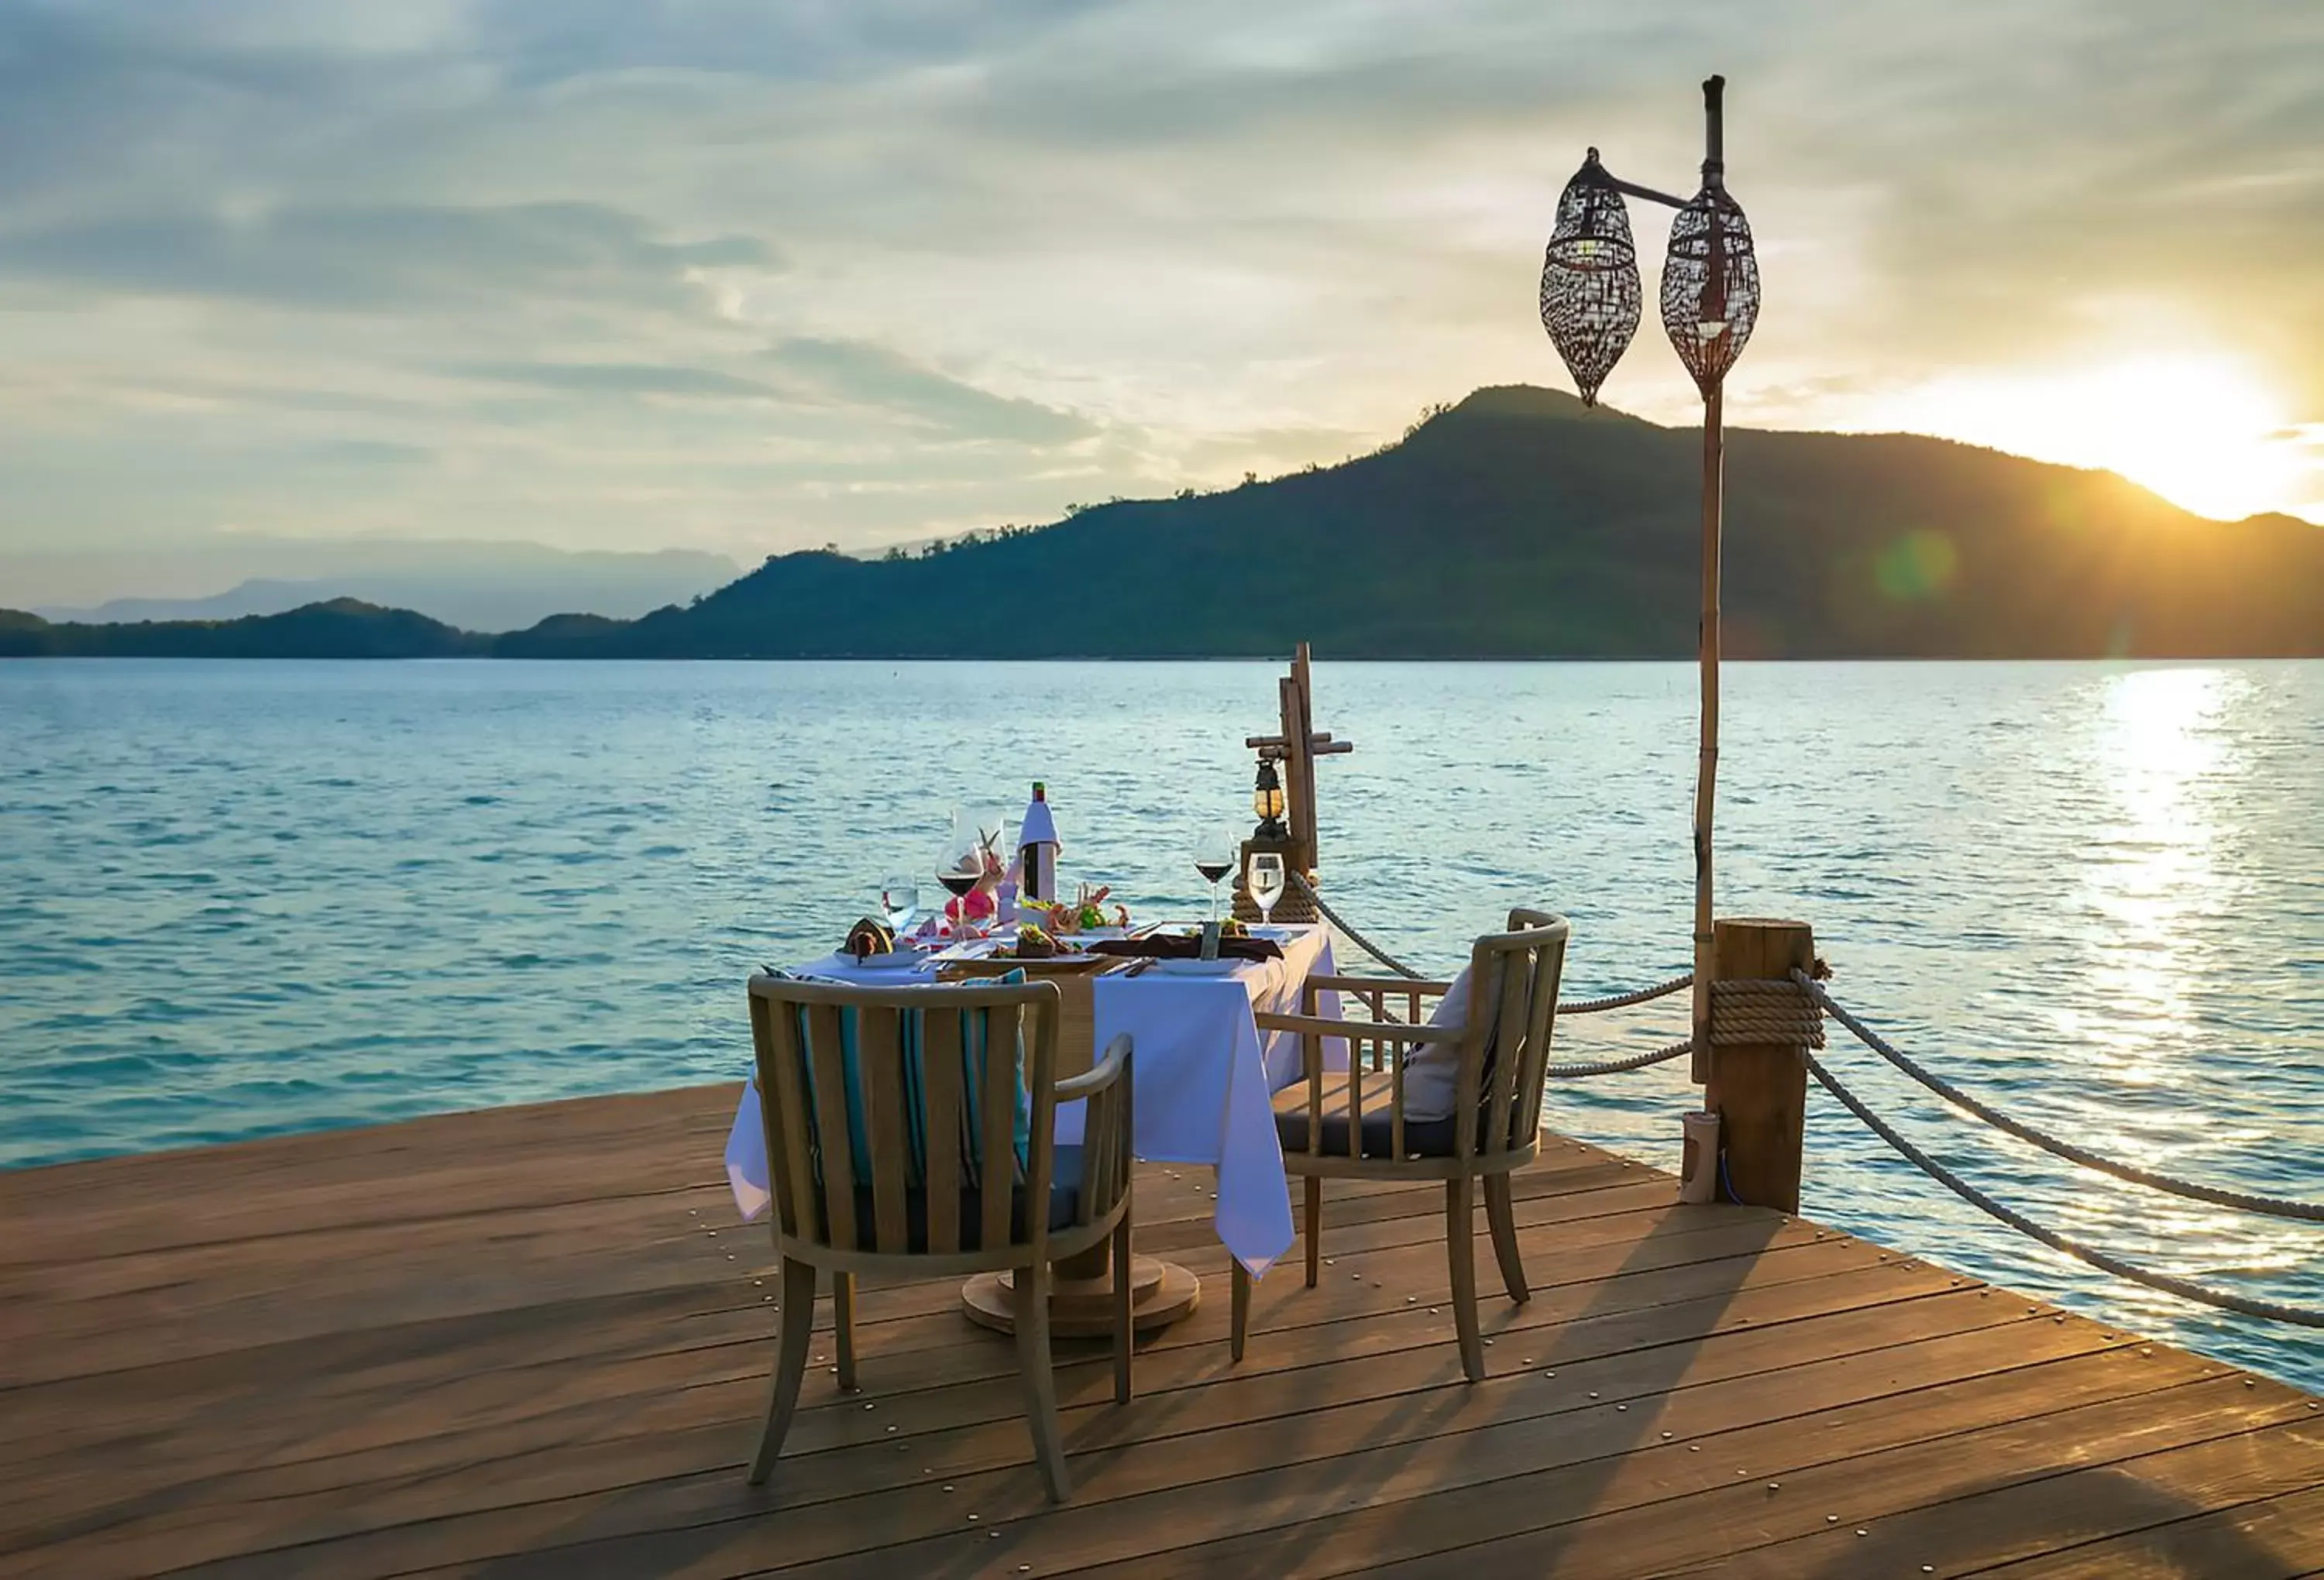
[1019,781,1059,905]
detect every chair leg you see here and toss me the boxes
[748,1257,820,1485]
[1111,1218,1135,1405]
[1013,1260,1071,1501]
[1302,1176,1323,1290]
[1446,1177,1483,1382]
[1483,1173,1528,1305]
[1229,1260,1251,1363]
[833,1271,858,1391]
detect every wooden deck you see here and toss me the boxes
[4,1085,2321,1578]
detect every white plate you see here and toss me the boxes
[1147,957,1246,977]
[844,949,923,971]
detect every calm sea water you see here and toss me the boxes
[3,659,2319,1387]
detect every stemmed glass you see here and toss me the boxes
[936,808,985,933]
[876,877,920,936]
[1247,850,1287,928]
[1193,827,1237,923]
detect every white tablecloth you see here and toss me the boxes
[723,926,1342,1276]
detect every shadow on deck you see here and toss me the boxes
[2,1085,2319,1578]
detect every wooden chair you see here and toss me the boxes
[744,974,1136,1503]
[1231,909,1569,1381]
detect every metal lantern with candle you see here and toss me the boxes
[1236,750,1311,923]
[1251,757,1288,839]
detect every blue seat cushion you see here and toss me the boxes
[819,1146,1084,1252]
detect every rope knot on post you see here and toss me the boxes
[1707,977,1824,1048]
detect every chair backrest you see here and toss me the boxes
[1454,908,1571,1159]
[746,975,1061,1260]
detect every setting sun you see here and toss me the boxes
[1863,355,2313,523]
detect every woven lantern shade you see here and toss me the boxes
[1538,150,1642,406]
[1659,187,1760,397]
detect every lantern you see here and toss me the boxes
[1539,149,1642,407]
[1659,187,1760,397]
[1251,757,1287,840]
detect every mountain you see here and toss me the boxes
[29,547,738,633]
[502,385,2324,659]
[9,387,2320,659]
[0,599,484,658]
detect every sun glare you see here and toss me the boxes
[1864,355,2309,522]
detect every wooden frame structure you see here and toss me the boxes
[1236,642,1353,921]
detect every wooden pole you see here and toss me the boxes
[1704,917,1813,1211]
[1690,385,1723,1084]
[1689,76,1727,1087]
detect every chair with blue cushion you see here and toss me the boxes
[1232,908,1569,1382]
[744,974,1135,1503]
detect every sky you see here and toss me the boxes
[2,0,2320,604]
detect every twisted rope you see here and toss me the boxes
[1562,974,1693,1016]
[1287,870,1425,981]
[1804,1049,2324,1328]
[1287,872,1692,1018]
[1795,971,2324,1225]
[1708,977,1825,1046]
[1546,1039,1695,1080]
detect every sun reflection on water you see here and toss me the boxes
[2064,668,2250,1090]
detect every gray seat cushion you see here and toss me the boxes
[1274,1076,1463,1159]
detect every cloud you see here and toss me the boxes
[299,438,435,465]
[452,360,782,399]
[0,202,775,311]
[2,0,2321,596]
[765,338,1098,444]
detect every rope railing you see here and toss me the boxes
[1546,1039,1694,1080]
[1804,1046,2324,1328]
[1793,970,2324,1225]
[1563,974,1693,1017]
[1274,870,2319,1321]
[1287,870,1428,981]
[1284,872,1692,1018]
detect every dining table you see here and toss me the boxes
[723,922,1346,1333]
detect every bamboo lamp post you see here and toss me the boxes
[1539,75,1761,1084]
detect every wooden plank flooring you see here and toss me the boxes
[2,1084,2319,1578]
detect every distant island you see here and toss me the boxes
[6,386,2319,660]
[26,544,738,633]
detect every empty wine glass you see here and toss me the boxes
[877,877,920,935]
[1193,827,1237,923]
[1248,850,1286,926]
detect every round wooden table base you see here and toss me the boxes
[959,1255,1201,1338]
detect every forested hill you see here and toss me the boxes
[9,386,2321,658]
[506,386,2324,659]
[0,599,484,658]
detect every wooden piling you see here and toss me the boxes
[1705,917,1815,1212]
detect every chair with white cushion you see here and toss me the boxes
[1231,909,1569,1380]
